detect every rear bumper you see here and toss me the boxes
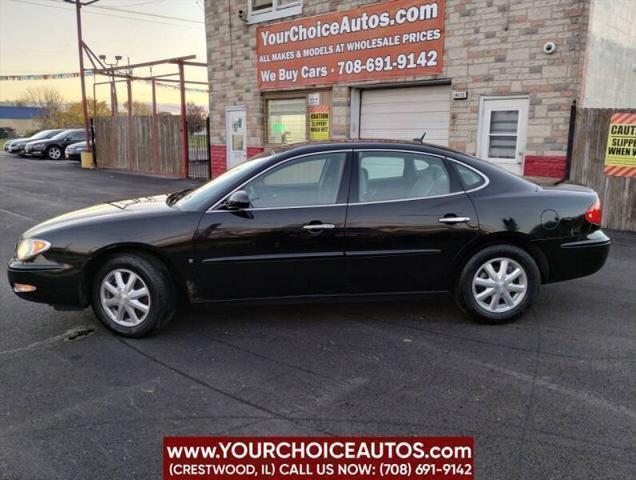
[7,258,85,309]
[544,230,611,283]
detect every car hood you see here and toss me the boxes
[10,138,31,146]
[23,194,177,238]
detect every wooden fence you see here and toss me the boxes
[94,115,183,176]
[570,108,635,231]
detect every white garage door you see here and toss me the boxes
[360,85,451,146]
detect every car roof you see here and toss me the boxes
[270,138,473,158]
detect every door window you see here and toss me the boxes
[487,110,519,159]
[357,152,450,202]
[243,152,346,208]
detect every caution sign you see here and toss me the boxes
[310,105,330,141]
[605,112,636,177]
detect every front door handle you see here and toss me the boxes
[303,223,335,230]
[438,216,471,224]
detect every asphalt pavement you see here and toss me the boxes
[0,152,634,479]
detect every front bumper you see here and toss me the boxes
[7,258,85,309]
[25,145,45,155]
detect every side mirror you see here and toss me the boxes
[225,190,251,210]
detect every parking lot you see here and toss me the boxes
[0,151,634,479]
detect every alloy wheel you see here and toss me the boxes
[472,257,527,313]
[99,269,151,326]
[48,147,61,159]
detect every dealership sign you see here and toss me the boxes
[257,0,445,90]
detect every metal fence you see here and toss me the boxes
[570,108,635,231]
[186,115,211,181]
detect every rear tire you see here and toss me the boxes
[456,245,540,324]
[91,253,176,337]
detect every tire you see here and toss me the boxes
[91,253,177,337]
[46,145,62,160]
[455,245,540,324]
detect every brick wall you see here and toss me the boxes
[205,0,590,177]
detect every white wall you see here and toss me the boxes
[582,0,636,108]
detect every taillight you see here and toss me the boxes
[585,199,602,225]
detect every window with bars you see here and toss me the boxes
[487,110,519,159]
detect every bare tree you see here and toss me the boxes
[186,101,206,134]
[19,87,65,128]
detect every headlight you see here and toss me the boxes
[32,143,45,149]
[16,238,51,261]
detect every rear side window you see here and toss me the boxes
[357,151,451,203]
[453,162,485,190]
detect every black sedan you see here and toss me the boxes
[5,129,66,155]
[24,128,85,159]
[7,141,610,337]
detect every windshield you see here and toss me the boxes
[29,130,55,140]
[175,153,274,210]
[51,130,77,140]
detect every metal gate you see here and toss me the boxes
[186,115,211,181]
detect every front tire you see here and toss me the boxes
[91,253,176,337]
[456,245,540,324]
[46,145,62,160]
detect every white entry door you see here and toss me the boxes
[478,97,529,175]
[226,106,247,169]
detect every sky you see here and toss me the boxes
[0,0,209,112]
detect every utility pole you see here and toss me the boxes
[65,0,100,152]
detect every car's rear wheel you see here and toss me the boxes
[91,253,176,337]
[456,245,540,323]
[46,146,62,160]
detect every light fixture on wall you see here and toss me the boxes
[543,42,557,54]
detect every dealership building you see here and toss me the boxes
[204,0,635,178]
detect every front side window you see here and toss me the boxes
[249,0,302,23]
[243,152,346,208]
[357,152,450,203]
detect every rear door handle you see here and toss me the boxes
[303,223,335,230]
[438,216,471,224]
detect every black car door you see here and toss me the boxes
[193,150,351,301]
[344,149,479,293]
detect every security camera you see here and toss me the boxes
[543,42,557,54]
[238,9,247,22]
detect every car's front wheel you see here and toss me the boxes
[456,245,540,323]
[91,253,176,337]
[46,146,62,160]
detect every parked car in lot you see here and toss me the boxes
[24,129,85,159]
[5,129,65,155]
[7,140,610,337]
[65,140,90,161]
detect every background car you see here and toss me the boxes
[24,129,85,160]
[8,141,610,337]
[65,140,90,161]
[6,129,65,155]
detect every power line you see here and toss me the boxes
[3,0,204,29]
[49,0,204,24]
